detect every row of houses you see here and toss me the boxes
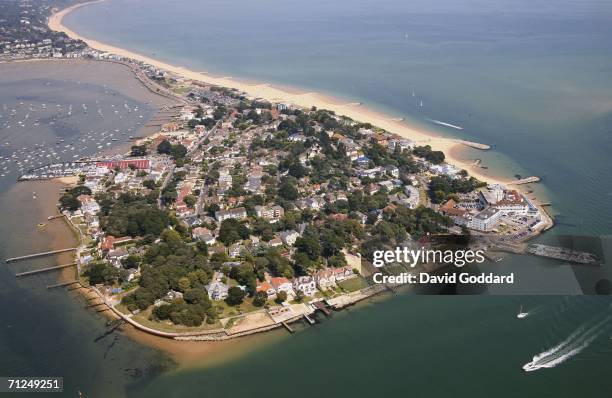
[255,266,357,300]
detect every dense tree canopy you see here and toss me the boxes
[100,196,169,237]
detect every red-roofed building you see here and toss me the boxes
[256,280,276,298]
[96,159,150,171]
[101,235,132,251]
[333,266,355,281]
[270,277,294,295]
[329,213,348,222]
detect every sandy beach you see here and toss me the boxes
[48,1,513,187]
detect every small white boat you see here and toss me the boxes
[517,305,528,319]
[522,362,538,372]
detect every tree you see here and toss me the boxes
[275,290,287,304]
[184,288,210,305]
[295,236,321,261]
[121,254,140,269]
[226,287,247,306]
[218,219,249,246]
[171,144,188,159]
[59,185,92,211]
[278,180,299,201]
[59,192,80,211]
[253,291,268,307]
[130,145,147,157]
[183,195,197,208]
[178,277,191,292]
[100,200,169,237]
[153,303,173,320]
[157,139,172,155]
[143,180,156,190]
[213,105,226,120]
[196,241,209,255]
[288,162,307,178]
[413,145,445,164]
[84,262,123,285]
[205,306,218,324]
[71,185,92,196]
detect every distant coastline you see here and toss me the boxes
[49,0,513,188]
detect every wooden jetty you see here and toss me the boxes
[86,302,106,309]
[312,301,331,316]
[15,262,76,277]
[47,280,79,289]
[281,321,294,333]
[5,247,76,263]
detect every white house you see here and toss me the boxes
[205,281,229,301]
[215,207,247,222]
[270,277,294,297]
[279,230,300,246]
[293,276,317,296]
[315,268,337,291]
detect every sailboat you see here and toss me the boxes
[517,305,528,319]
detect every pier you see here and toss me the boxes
[312,301,331,316]
[86,302,106,309]
[509,176,540,185]
[527,244,598,265]
[47,281,79,289]
[15,262,76,277]
[5,247,76,263]
[281,321,294,333]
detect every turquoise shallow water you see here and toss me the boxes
[1,1,611,396]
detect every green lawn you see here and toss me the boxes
[131,307,223,333]
[338,277,368,293]
[214,297,261,316]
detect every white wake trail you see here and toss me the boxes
[523,316,610,372]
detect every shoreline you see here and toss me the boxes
[49,0,514,188]
[39,0,554,360]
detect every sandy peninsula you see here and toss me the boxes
[48,1,511,187]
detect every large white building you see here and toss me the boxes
[469,208,502,231]
[479,187,531,216]
[215,207,247,222]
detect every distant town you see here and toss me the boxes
[0,0,85,60]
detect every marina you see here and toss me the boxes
[18,161,95,181]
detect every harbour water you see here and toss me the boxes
[0,61,176,397]
[0,0,611,396]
